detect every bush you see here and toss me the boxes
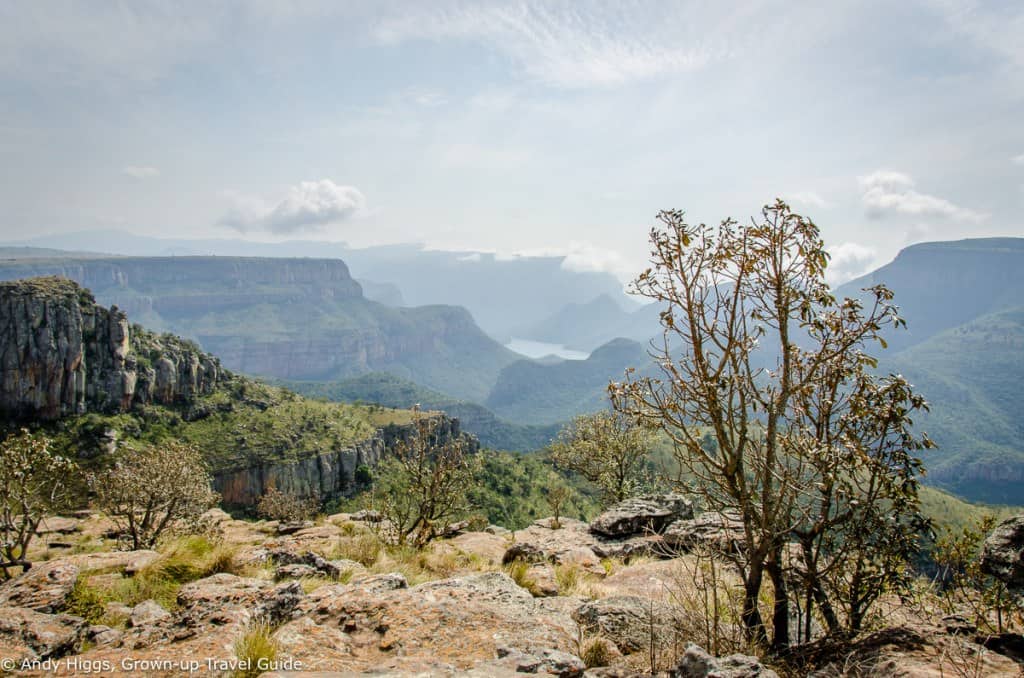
[581,637,613,668]
[233,618,278,678]
[256,486,319,523]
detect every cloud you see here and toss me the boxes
[560,241,628,276]
[123,166,159,179]
[827,242,877,285]
[373,2,735,88]
[1013,153,1024,166]
[219,179,366,234]
[858,170,986,222]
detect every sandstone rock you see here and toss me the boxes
[673,643,779,678]
[34,516,80,535]
[351,572,409,594]
[86,624,122,647]
[268,548,343,579]
[486,524,512,537]
[128,600,171,628]
[275,563,322,580]
[277,520,315,535]
[980,514,1024,590]
[0,606,86,660]
[590,494,694,538]
[526,564,560,597]
[445,531,513,565]
[0,560,79,613]
[176,573,303,627]
[351,509,383,522]
[572,596,683,654]
[663,512,745,554]
[496,645,586,677]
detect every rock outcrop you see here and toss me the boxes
[589,494,694,538]
[981,514,1024,591]
[0,277,225,420]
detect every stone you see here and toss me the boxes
[351,572,408,594]
[590,494,694,538]
[673,643,779,678]
[277,520,315,535]
[980,514,1024,590]
[176,573,304,627]
[448,531,514,564]
[496,645,586,677]
[572,596,683,654]
[0,606,86,660]
[86,624,122,647]
[275,563,321,580]
[0,560,79,613]
[486,524,512,537]
[268,548,343,579]
[351,509,383,522]
[128,600,171,628]
[663,512,745,554]
[34,516,80,535]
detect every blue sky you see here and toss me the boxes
[1,0,1022,282]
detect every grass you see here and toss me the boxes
[581,637,614,668]
[555,563,582,595]
[233,619,278,678]
[506,558,542,597]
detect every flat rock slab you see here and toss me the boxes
[589,494,694,538]
[0,560,79,613]
[0,606,86,660]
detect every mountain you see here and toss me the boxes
[485,338,650,425]
[6,233,632,340]
[518,294,663,351]
[837,238,1024,352]
[0,255,516,402]
[0,277,479,509]
[284,372,562,452]
[885,307,1024,503]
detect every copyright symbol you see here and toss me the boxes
[1,657,17,671]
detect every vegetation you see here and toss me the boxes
[91,441,220,549]
[613,201,933,649]
[233,618,279,678]
[0,430,75,577]
[256,486,319,523]
[372,412,482,546]
[549,410,654,506]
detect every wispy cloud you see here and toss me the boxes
[785,191,830,209]
[858,170,986,222]
[373,1,738,88]
[219,179,367,234]
[123,165,160,179]
[827,242,877,285]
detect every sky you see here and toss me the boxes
[1,0,1022,283]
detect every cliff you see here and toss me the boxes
[0,277,224,420]
[0,256,516,402]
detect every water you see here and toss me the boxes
[505,337,590,361]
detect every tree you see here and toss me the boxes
[91,440,219,549]
[373,413,481,547]
[256,485,320,523]
[0,430,76,578]
[611,201,932,650]
[548,410,653,506]
[545,484,570,529]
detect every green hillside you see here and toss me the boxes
[284,373,561,452]
[886,306,1024,503]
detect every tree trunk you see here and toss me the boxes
[741,565,768,647]
[766,556,790,651]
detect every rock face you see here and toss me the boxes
[674,643,779,678]
[590,494,694,538]
[0,277,225,420]
[573,596,683,653]
[980,514,1024,590]
[212,415,476,507]
[663,512,746,554]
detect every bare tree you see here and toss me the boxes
[374,413,481,547]
[0,430,75,577]
[611,201,931,649]
[548,410,653,506]
[91,440,219,549]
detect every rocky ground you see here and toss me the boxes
[1,497,1022,677]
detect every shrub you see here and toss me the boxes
[233,618,278,678]
[581,637,613,668]
[256,486,319,523]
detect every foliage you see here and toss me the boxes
[546,485,570,529]
[506,558,541,596]
[233,618,279,678]
[612,201,932,649]
[372,412,482,547]
[549,410,654,505]
[0,429,76,578]
[256,486,320,523]
[91,440,220,549]
[932,516,1024,634]
[581,637,613,668]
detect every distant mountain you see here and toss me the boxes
[284,373,561,452]
[357,279,405,306]
[0,255,516,402]
[837,238,1024,352]
[7,233,632,340]
[485,338,650,425]
[885,307,1024,503]
[519,294,663,351]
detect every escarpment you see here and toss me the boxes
[0,277,225,420]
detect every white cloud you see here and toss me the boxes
[1012,153,1024,166]
[827,242,877,285]
[858,170,986,222]
[560,241,628,276]
[123,166,159,179]
[373,2,734,88]
[219,179,366,234]
[457,252,482,262]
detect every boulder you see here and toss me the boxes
[572,596,683,654]
[663,512,745,554]
[673,643,779,678]
[128,600,171,628]
[980,514,1024,590]
[351,509,383,522]
[34,516,80,535]
[176,573,303,627]
[275,563,321,580]
[447,531,510,564]
[0,606,86,660]
[496,645,586,677]
[268,548,343,579]
[590,494,694,538]
[0,560,79,613]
